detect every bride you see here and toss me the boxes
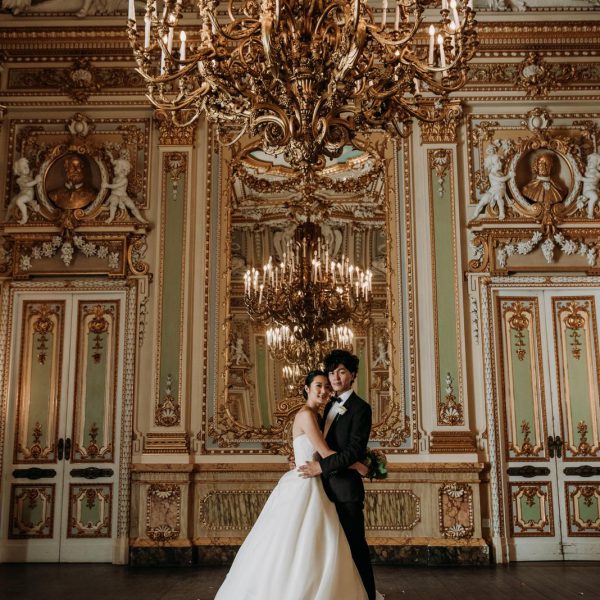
[214,369,377,600]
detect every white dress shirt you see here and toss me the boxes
[323,388,353,438]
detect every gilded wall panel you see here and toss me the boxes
[14,302,65,464]
[71,300,120,463]
[566,482,600,536]
[497,297,549,461]
[427,149,465,427]
[67,483,112,538]
[509,481,555,537]
[552,296,600,460]
[146,484,182,542]
[438,483,475,540]
[467,110,600,275]
[130,469,191,546]
[1,114,151,278]
[154,152,189,429]
[9,484,55,539]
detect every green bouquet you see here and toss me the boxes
[363,448,388,480]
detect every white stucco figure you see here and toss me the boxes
[8,158,41,225]
[577,153,600,219]
[473,149,515,221]
[231,336,250,366]
[372,339,390,368]
[103,158,147,224]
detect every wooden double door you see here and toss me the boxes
[0,291,126,562]
[494,288,600,560]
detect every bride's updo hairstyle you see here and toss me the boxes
[303,369,328,400]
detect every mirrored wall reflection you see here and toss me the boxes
[210,135,408,454]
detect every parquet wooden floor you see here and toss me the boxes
[1,562,598,600]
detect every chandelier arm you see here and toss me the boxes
[253,104,292,134]
[216,123,249,146]
[205,2,262,43]
[367,16,423,48]
[170,109,202,128]
[389,98,442,124]
[415,68,468,95]
[330,18,368,84]
[352,0,360,29]
[260,9,278,78]
[313,1,348,35]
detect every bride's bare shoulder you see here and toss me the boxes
[292,406,316,433]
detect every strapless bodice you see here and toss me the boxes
[293,434,316,465]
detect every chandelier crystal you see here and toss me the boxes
[244,221,372,368]
[127,0,477,170]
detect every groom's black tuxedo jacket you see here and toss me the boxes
[319,391,372,504]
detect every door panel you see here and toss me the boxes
[71,302,119,463]
[1,292,124,563]
[495,289,600,561]
[14,302,65,465]
[551,297,600,461]
[498,297,549,462]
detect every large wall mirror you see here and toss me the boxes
[206,132,414,455]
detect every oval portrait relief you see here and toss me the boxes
[45,152,101,210]
[516,149,572,206]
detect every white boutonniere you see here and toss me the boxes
[337,405,348,416]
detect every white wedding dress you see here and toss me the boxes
[214,433,370,600]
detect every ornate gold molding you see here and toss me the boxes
[420,102,463,145]
[430,431,477,454]
[155,111,196,146]
[468,109,600,275]
[143,432,189,454]
[516,52,575,98]
[439,482,475,540]
[146,484,182,542]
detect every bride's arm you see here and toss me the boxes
[296,411,367,475]
[296,410,334,459]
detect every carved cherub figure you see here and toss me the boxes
[372,339,389,368]
[231,336,250,366]
[473,148,515,221]
[8,157,41,225]
[103,157,147,224]
[577,152,600,219]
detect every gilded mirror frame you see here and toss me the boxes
[204,131,416,455]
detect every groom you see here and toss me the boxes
[299,349,376,600]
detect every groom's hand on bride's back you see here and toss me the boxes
[298,460,322,478]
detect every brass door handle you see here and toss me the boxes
[555,435,562,458]
[57,438,64,461]
[548,435,563,459]
[64,438,72,461]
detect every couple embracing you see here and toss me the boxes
[215,349,381,600]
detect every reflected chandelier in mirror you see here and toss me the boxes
[206,133,411,455]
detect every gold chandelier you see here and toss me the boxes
[244,221,372,368]
[127,0,477,170]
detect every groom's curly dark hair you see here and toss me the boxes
[324,349,359,376]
